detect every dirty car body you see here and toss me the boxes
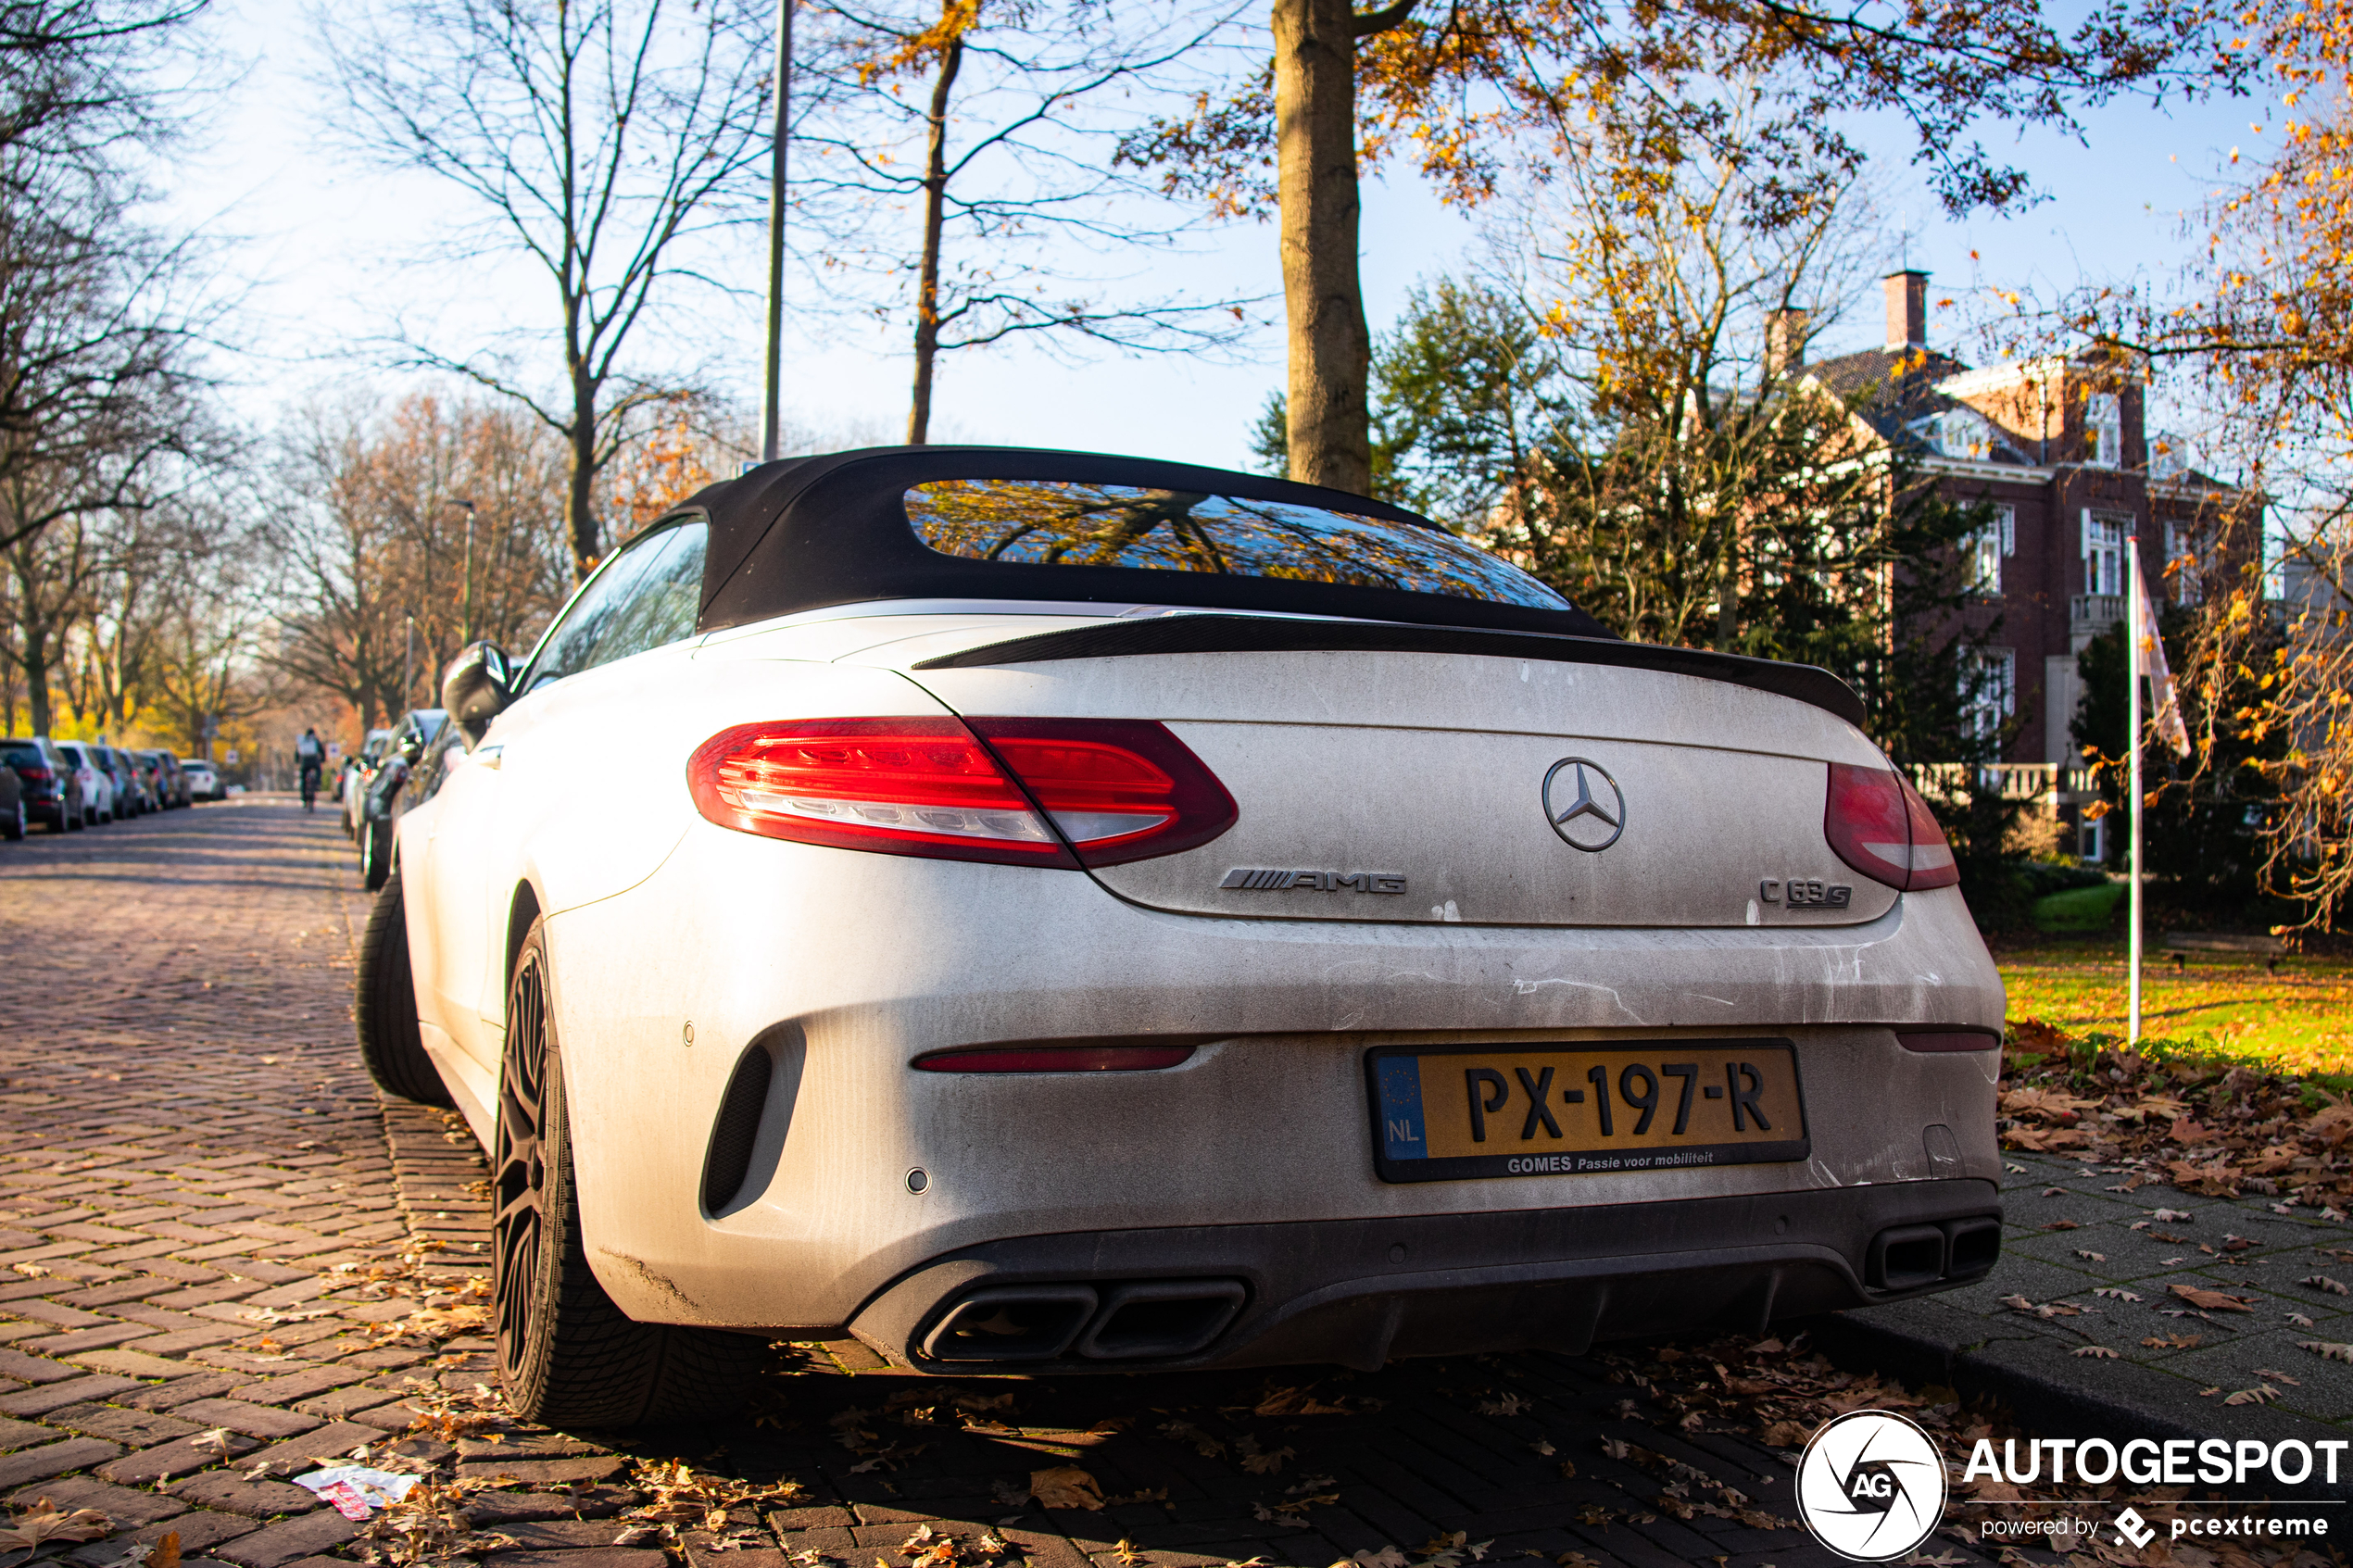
[382,445,2004,1423]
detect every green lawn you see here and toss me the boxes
[2029,882,2125,932]
[1995,937,2353,1078]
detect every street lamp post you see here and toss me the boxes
[759,0,793,463]
[452,498,478,646]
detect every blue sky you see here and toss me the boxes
[167,0,2278,471]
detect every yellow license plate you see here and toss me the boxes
[1365,1041,1809,1182]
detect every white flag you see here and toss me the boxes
[2133,562,2192,758]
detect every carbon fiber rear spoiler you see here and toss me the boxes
[912,614,1867,727]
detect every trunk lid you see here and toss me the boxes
[860,615,1897,930]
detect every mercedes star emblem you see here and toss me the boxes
[1541,758,1626,852]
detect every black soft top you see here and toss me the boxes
[682,445,1866,724]
[687,445,1613,638]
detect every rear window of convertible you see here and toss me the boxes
[904,479,1569,610]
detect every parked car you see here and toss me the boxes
[109,746,155,814]
[0,757,20,840]
[356,709,446,889]
[355,447,2001,1429]
[336,731,388,804]
[1,737,83,833]
[53,742,113,824]
[144,750,187,808]
[180,759,221,801]
[343,729,396,838]
[105,746,141,815]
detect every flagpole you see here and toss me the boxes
[758,0,792,464]
[2127,533,2144,1046]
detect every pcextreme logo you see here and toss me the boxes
[1795,1410,1950,1562]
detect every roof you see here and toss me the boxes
[1806,345,1974,413]
[1802,346,2044,465]
[683,445,1617,640]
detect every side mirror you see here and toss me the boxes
[441,642,514,748]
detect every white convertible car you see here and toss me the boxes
[357,446,2004,1428]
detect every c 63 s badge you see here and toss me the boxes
[1761,877,1853,909]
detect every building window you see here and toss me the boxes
[1969,504,2015,595]
[1961,646,2016,740]
[2163,519,2202,605]
[2085,393,2121,468]
[2082,511,2127,596]
[1918,407,1997,461]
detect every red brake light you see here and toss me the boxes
[686,716,1237,868]
[913,1043,1197,1073]
[968,718,1237,866]
[688,718,1075,866]
[1895,1029,1999,1052]
[1898,777,1959,889]
[1824,762,1958,892]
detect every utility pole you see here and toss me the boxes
[759,0,793,463]
[452,498,478,645]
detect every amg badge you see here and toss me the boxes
[1220,869,1407,894]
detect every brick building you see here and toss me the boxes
[1799,271,2251,799]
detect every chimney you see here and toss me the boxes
[1765,307,1809,381]
[1884,270,1928,350]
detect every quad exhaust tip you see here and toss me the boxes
[1867,1215,2001,1292]
[921,1279,1247,1364]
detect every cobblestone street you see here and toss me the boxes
[0,802,2186,1568]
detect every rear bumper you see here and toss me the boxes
[846,1177,2002,1374]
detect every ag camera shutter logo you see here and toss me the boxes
[1795,1410,1949,1562]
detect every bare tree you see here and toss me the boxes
[797,0,1256,443]
[142,495,277,755]
[268,391,573,727]
[320,0,782,582]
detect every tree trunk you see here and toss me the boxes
[566,380,599,582]
[907,30,965,446]
[1274,0,1371,495]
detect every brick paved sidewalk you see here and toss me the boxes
[0,800,2174,1568]
[1822,1148,2353,1445]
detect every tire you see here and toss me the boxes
[494,921,768,1428]
[46,806,69,834]
[355,868,455,1108]
[3,802,22,840]
[360,818,391,891]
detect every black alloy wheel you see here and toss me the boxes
[491,921,769,1428]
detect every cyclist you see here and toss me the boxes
[296,728,324,812]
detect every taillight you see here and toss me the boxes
[689,719,1072,866]
[968,718,1237,866]
[1897,777,1959,888]
[686,717,1236,868]
[19,767,50,781]
[1824,762,1959,892]
[913,1043,1197,1073]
